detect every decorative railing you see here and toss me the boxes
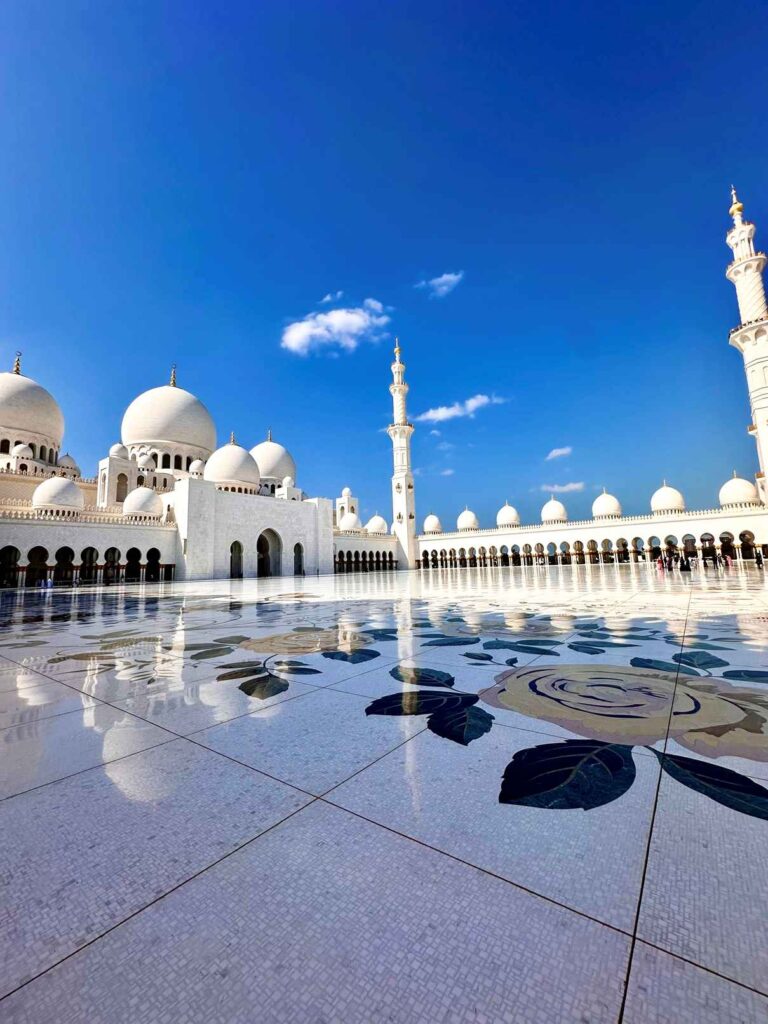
[729,315,768,336]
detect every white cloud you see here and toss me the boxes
[415,393,505,423]
[440,468,455,476]
[436,441,454,451]
[540,482,585,493]
[320,290,344,304]
[281,297,390,356]
[415,270,464,298]
[546,446,572,461]
[429,429,441,437]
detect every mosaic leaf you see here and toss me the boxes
[322,649,381,664]
[217,661,264,681]
[629,657,700,676]
[238,673,290,700]
[567,643,605,655]
[505,657,519,667]
[213,635,251,645]
[722,669,768,683]
[422,637,480,647]
[499,740,636,810]
[361,629,399,643]
[427,706,495,746]
[274,664,322,675]
[463,652,494,662]
[654,752,768,821]
[366,690,477,717]
[389,665,455,688]
[674,651,729,670]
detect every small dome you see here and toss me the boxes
[189,458,205,477]
[204,439,261,491]
[423,513,443,534]
[342,486,352,497]
[390,521,396,535]
[250,435,296,482]
[58,453,80,474]
[32,476,84,514]
[496,502,520,527]
[137,453,155,470]
[11,442,34,458]
[365,514,388,535]
[122,486,163,520]
[282,475,294,487]
[541,497,567,522]
[457,508,479,531]
[592,489,622,518]
[121,382,216,454]
[109,442,130,459]
[651,481,685,514]
[339,511,362,531]
[0,368,65,446]
[719,473,759,508]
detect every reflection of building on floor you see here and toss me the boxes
[1,188,767,585]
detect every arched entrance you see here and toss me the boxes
[104,547,121,584]
[0,546,20,588]
[230,541,244,580]
[53,547,75,585]
[257,530,282,578]
[146,548,161,582]
[294,542,304,575]
[26,546,49,587]
[80,547,98,584]
[125,548,141,583]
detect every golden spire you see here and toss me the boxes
[394,337,402,362]
[12,351,21,374]
[729,185,744,218]
[169,363,177,387]
[230,430,236,445]
[267,427,272,442]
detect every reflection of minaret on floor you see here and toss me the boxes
[387,339,418,569]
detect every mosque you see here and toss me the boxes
[0,189,766,586]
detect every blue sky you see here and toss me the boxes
[1,1,767,527]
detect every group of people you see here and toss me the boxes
[656,550,764,571]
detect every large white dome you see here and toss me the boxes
[541,497,567,522]
[250,433,296,482]
[719,473,759,508]
[496,502,520,527]
[651,482,685,514]
[122,486,163,520]
[0,368,64,446]
[32,476,84,514]
[592,489,622,518]
[457,508,479,531]
[203,439,261,492]
[423,513,443,534]
[339,511,362,531]
[365,514,388,535]
[121,382,216,453]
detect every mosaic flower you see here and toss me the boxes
[480,664,768,760]
[239,626,372,656]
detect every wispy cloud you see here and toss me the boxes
[546,446,572,461]
[415,393,504,424]
[436,441,454,451]
[281,298,390,356]
[429,429,441,437]
[540,481,584,493]
[320,290,344,304]
[415,270,464,299]
[440,468,455,476]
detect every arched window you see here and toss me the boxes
[40,445,47,461]
[116,473,128,502]
[161,453,171,469]
[230,541,243,579]
[174,455,182,470]
[0,439,9,454]
[294,542,304,575]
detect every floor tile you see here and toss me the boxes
[0,739,309,997]
[623,942,768,1023]
[0,679,96,728]
[1,801,630,1024]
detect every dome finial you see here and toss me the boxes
[12,351,21,374]
[729,185,744,219]
[267,427,272,442]
[394,337,402,362]
[229,430,236,445]
[169,363,177,387]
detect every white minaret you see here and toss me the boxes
[387,339,418,568]
[726,187,768,502]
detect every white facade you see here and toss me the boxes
[1,188,767,585]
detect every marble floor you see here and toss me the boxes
[1,563,767,1022]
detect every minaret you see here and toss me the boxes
[387,339,418,568]
[726,187,768,502]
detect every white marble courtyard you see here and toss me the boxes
[1,564,767,1022]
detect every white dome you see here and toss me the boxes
[282,475,294,487]
[204,440,261,491]
[365,514,388,535]
[11,443,34,458]
[121,383,216,453]
[592,489,622,518]
[719,473,759,507]
[339,511,362,532]
[137,453,155,470]
[122,486,163,520]
[457,508,479,531]
[651,482,685,514]
[423,513,443,534]
[496,502,520,527]
[189,459,205,477]
[342,486,352,497]
[541,497,567,522]
[250,435,296,482]
[32,476,84,513]
[109,442,129,459]
[0,369,64,446]
[58,453,80,474]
